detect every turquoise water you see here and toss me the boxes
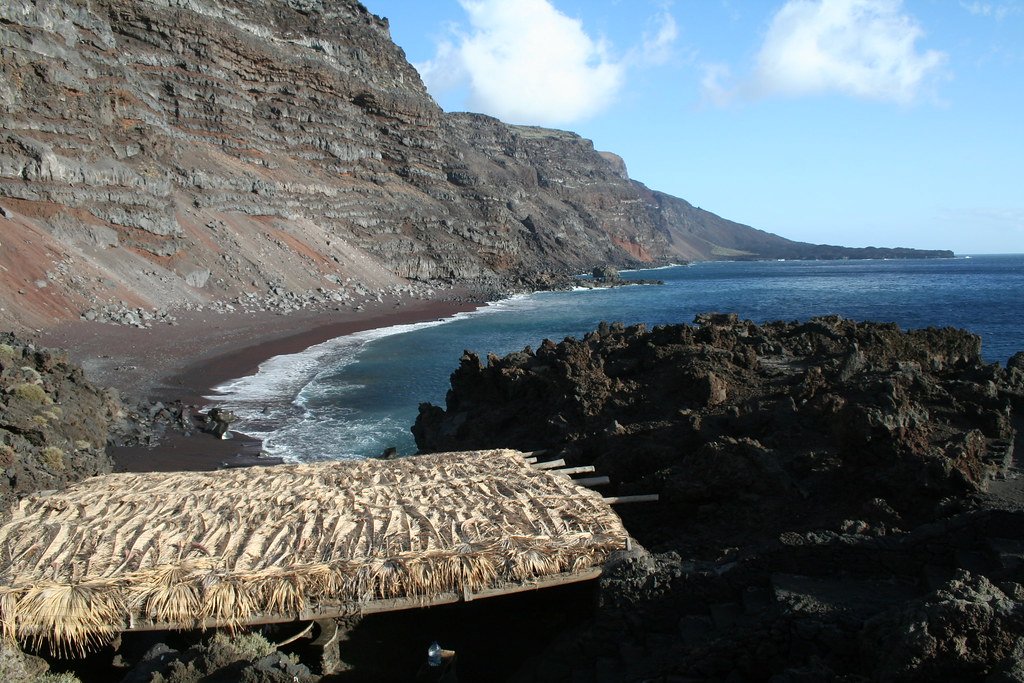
[211,255,1024,462]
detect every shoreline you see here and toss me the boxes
[37,293,483,472]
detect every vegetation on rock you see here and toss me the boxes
[0,333,117,521]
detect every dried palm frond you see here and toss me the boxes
[0,587,18,643]
[202,577,255,630]
[456,545,500,588]
[131,565,202,627]
[0,449,628,653]
[362,557,410,599]
[255,569,306,615]
[17,581,122,657]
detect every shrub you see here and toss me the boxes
[36,673,83,683]
[19,366,42,384]
[40,446,65,472]
[12,383,51,405]
[212,632,276,660]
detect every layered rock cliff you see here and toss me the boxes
[0,0,952,332]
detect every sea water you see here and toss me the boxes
[210,254,1024,462]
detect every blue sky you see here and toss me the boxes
[362,0,1023,255]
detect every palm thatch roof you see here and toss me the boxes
[0,449,627,655]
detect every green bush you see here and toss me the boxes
[12,383,51,405]
[35,672,83,683]
[213,632,276,660]
[40,446,65,473]
[19,366,42,384]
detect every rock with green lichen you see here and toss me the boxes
[0,333,117,521]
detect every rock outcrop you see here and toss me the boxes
[415,316,1024,681]
[0,333,119,520]
[0,0,951,333]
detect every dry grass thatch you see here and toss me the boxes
[0,449,627,655]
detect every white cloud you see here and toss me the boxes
[700,63,733,107]
[709,0,946,104]
[960,1,1024,20]
[754,0,946,102]
[417,0,674,126]
[416,37,466,93]
[635,11,678,66]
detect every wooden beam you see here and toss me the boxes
[553,465,595,475]
[274,622,314,648]
[532,459,566,470]
[120,566,604,633]
[574,476,610,488]
[520,449,551,458]
[603,494,659,504]
[523,457,538,464]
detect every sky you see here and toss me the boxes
[361,0,1024,255]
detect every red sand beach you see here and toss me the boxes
[36,294,481,472]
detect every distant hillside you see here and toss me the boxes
[648,190,952,261]
[0,0,951,332]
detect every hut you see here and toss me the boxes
[0,449,628,655]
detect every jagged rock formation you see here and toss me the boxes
[415,316,1024,681]
[0,0,951,332]
[0,333,119,520]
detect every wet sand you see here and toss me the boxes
[37,294,482,472]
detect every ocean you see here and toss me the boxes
[210,254,1024,462]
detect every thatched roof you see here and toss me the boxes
[0,449,627,655]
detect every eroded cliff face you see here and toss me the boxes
[0,0,952,332]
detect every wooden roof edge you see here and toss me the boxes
[123,565,604,633]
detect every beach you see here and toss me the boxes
[36,292,481,473]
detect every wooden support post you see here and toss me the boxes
[312,619,342,675]
[602,494,660,504]
[532,458,566,470]
[574,476,610,488]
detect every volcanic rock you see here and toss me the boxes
[416,315,1024,681]
[0,333,118,520]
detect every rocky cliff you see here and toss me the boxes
[0,0,952,332]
